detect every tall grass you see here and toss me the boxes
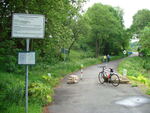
[118,56,150,94]
[0,50,124,113]
[0,50,100,113]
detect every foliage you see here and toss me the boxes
[118,57,144,77]
[131,83,138,87]
[0,50,100,113]
[0,0,86,72]
[139,26,150,56]
[129,41,139,52]
[118,56,150,94]
[0,40,23,72]
[0,0,131,112]
[130,9,150,57]
[80,3,129,57]
[146,90,150,95]
[131,9,150,33]
[0,73,24,112]
[42,75,60,87]
[0,48,124,113]
[128,75,147,85]
[109,55,124,61]
[28,81,53,105]
[5,103,42,113]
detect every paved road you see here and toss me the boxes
[47,58,150,113]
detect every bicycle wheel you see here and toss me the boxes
[98,72,105,84]
[111,74,120,86]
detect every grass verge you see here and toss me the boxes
[0,50,124,113]
[118,56,150,95]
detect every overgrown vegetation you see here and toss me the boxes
[0,49,124,113]
[0,1,129,73]
[130,9,150,56]
[0,1,129,113]
[79,3,129,57]
[125,8,150,95]
[118,56,150,94]
[0,50,98,113]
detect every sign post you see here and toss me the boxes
[25,39,29,113]
[61,48,68,62]
[12,13,45,113]
[80,64,84,80]
[123,50,127,57]
[25,39,30,113]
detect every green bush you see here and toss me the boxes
[0,49,124,113]
[110,55,124,61]
[28,81,54,105]
[143,57,150,71]
[4,80,24,104]
[118,57,144,77]
[146,89,150,95]
[131,83,138,87]
[42,75,60,87]
[5,103,42,113]
[118,56,150,93]
[0,73,24,112]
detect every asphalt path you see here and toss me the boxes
[47,57,150,113]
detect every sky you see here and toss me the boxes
[83,0,150,28]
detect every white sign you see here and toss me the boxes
[123,69,127,76]
[12,13,45,38]
[18,52,35,65]
[123,50,127,55]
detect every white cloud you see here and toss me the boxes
[83,0,150,28]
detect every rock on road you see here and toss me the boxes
[47,58,150,113]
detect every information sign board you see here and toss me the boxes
[61,48,68,54]
[12,13,45,38]
[123,50,127,55]
[18,52,35,65]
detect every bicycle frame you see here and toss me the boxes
[98,65,120,86]
[99,66,112,78]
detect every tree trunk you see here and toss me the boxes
[68,38,76,55]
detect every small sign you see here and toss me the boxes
[12,13,45,38]
[123,50,127,55]
[18,52,35,65]
[61,48,68,54]
[123,69,127,76]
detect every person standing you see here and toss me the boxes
[107,54,110,62]
[103,55,107,63]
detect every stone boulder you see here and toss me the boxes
[67,75,79,84]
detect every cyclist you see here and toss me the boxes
[107,54,110,62]
[103,55,107,63]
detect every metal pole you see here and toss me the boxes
[25,39,30,113]
[64,49,65,62]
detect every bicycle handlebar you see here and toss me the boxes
[98,66,106,68]
[98,66,114,72]
[109,68,114,72]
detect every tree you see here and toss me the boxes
[131,9,150,34]
[139,25,150,56]
[81,3,126,57]
[0,0,86,72]
[130,9,150,56]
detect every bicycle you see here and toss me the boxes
[98,66,120,86]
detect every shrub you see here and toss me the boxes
[137,75,147,84]
[146,89,150,95]
[143,57,150,71]
[42,75,60,87]
[5,103,42,113]
[28,81,54,105]
[0,74,24,112]
[118,56,150,94]
[131,83,138,87]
